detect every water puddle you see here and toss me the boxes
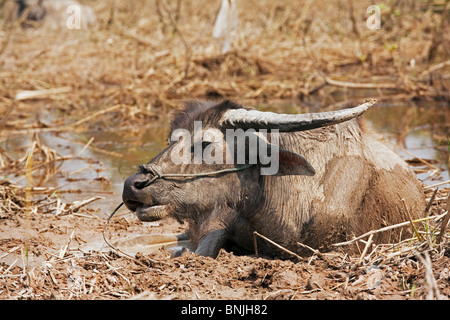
[81,233,194,257]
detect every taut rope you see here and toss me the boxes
[138,162,254,188]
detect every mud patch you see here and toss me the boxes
[1,191,449,300]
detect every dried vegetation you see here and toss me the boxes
[0,0,449,300]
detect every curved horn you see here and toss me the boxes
[219,99,376,132]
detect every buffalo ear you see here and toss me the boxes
[260,148,315,176]
[277,149,316,176]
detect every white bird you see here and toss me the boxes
[213,0,239,53]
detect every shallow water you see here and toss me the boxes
[80,233,194,257]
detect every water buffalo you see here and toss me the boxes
[122,99,425,258]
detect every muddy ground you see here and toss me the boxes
[1,186,449,300]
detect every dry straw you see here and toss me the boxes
[0,0,449,300]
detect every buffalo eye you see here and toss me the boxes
[190,141,212,153]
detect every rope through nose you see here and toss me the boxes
[138,163,254,188]
[139,163,163,188]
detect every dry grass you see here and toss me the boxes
[1,0,449,136]
[0,0,449,300]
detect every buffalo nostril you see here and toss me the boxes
[134,179,150,190]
